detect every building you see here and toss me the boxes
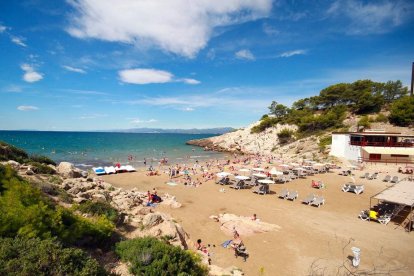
[330,130,414,164]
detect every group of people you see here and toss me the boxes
[147,189,162,205]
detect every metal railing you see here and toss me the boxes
[350,141,414,147]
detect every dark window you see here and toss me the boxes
[369,154,381,160]
[390,154,409,158]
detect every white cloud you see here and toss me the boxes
[67,0,272,57]
[262,23,279,36]
[119,68,173,84]
[327,0,413,35]
[11,36,27,47]
[130,118,158,124]
[60,89,108,95]
[181,107,195,112]
[235,49,255,60]
[17,105,38,111]
[79,113,108,119]
[181,78,201,85]
[119,68,200,85]
[4,85,23,93]
[21,64,43,83]
[62,65,86,74]
[278,49,307,58]
[0,25,6,33]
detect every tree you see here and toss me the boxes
[389,96,414,126]
[268,101,289,118]
[382,80,408,103]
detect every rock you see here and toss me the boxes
[92,193,107,201]
[142,213,164,228]
[73,197,87,204]
[56,162,83,178]
[26,168,34,175]
[7,160,20,169]
[209,265,244,276]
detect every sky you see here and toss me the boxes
[0,0,413,131]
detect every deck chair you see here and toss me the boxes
[230,180,245,190]
[311,196,325,207]
[390,176,399,183]
[360,172,369,179]
[378,215,391,225]
[278,189,289,199]
[341,183,351,192]
[368,172,378,180]
[353,185,364,195]
[253,184,269,195]
[286,191,298,201]
[382,175,391,182]
[302,194,316,205]
[358,210,370,221]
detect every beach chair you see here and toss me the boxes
[353,185,364,195]
[302,194,315,205]
[368,172,378,180]
[360,172,369,179]
[311,196,325,207]
[390,176,399,183]
[358,210,370,221]
[378,215,391,225]
[253,184,269,195]
[286,191,298,201]
[230,180,245,190]
[382,175,391,182]
[278,189,289,199]
[341,183,351,192]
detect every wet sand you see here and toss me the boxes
[102,164,414,275]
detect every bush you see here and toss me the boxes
[318,136,332,151]
[27,161,56,174]
[0,237,106,275]
[373,113,388,123]
[358,116,371,129]
[29,154,56,166]
[0,141,28,163]
[251,117,279,133]
[116,237,208,276]
[75,201,119,224]
[389,96,414,127]
[0,165,114,246]
[277,128,294,144]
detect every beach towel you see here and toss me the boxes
[221,240,232,248]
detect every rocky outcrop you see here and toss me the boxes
[56,162,83,178]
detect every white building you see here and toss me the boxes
[330,131,414,164]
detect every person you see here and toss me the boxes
[251,214,258,221]
[398,167,403,173]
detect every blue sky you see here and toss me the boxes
[0,0,413,131]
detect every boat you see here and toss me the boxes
[104,166,116,174]
[92,167,106,175]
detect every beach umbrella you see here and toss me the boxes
[216,172,232,178]
[235,175,250,180]
[258,179,275,184]
[290,162,300,167]
[239,168,250,172]
[269,167,283,176]
[294,167,306,171]
[314,163,325,167]
[252,168,265,172]
[252,173,267,178]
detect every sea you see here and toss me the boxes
[0,131,227,169]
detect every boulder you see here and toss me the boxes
[7,160,20,169]
[56,162,83,178]
[142,213,164,227]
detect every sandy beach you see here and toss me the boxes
[102,162,414,275]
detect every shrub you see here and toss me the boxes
[0,237,106,275]
[277,128,294,144]
[318,136,332,151]
[0,141,28,163]
[75,201,119,224]
[251,117,279,133]
[116,237,208,276]
[27,161,56,174]
[0,165,113,246]
[29,154,56,166]
[357,116,371,129]
[373,113,388,123]
[389,96,414,127]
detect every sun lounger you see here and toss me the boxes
[382,175,391,182]
[358,210,391,225]
[342,183,364,194]
[360,172,369,179]
[104,166,116,174]
[278,189,289,199]
[253,184,269,195]
[368,172,378,180]
[390,176,399,183]
[286,191,298,201]
[230,180,245,190]
[93,167,106,175]
[125,165,136,172]
[302,194,316,205]
[310,196,325,207]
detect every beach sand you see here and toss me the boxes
[102,163,414,275]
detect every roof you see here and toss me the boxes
[362,147,414,155]
[332,132,414,138]
[374,181,414,206]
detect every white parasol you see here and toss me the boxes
[239,168,250,172]
[269,167,283,175]
[235,175,250,180]
[252,168,265,172]
[252,173,267,178]
[216,172,232,178]
[258,179,275,184]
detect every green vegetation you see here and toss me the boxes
[0,164,114,246]
[277,128,294,144]
[0,237,106,276]
[75,201,119,224]
[389,96,414,127]
[254,79,408,135]
[318,136,332,151]
[357,115,371,129]
[116,237,208,276]
[373,113,388,123]
[27,161,56,174]
[0,141,55,166]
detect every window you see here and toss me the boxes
[390,154,409,158]
[369,154,381,160]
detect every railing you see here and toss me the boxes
[350,141,414,147]
[359,157,414,165]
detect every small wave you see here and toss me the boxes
[75,163,93,167]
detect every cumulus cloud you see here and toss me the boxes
[327,0,413,34]
[11,36,27,47]
[17,105,38,111]
[278,49,307,58]
[119,68,200,85]
[66,0,272,57]
[62,65,86,74]
[235,49,255,60]
[21,64,43,83]
[0,25,7,33]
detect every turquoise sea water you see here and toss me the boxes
[0,131,226,168]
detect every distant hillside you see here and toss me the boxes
[108,127,234,134]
